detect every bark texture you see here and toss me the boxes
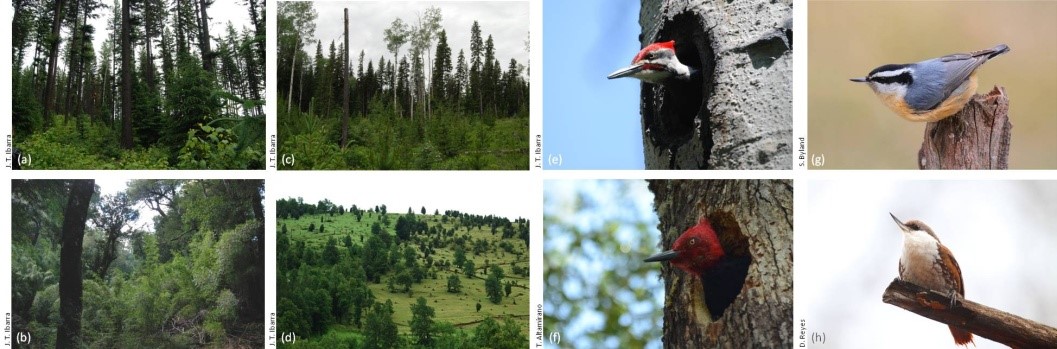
[648,180,793,348]
[639,0,792,169]
[56,180,95,348]
[918,86,1011,169]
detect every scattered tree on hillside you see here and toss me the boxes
[410,296,435,347]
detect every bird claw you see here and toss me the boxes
[947,290,960,309]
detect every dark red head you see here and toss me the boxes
[644,218,726,275]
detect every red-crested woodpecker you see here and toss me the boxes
[608,40,698,85]
[891,213,974,347]
[645,218,750,320]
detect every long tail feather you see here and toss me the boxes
[950,325,974,347]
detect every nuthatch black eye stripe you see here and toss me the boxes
[869,71,913,85]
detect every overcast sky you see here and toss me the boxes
[270,173,532,221]
[15,0,255,68]
[89,0,253,57]
[304,1,529,70]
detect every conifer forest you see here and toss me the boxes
[277,2,530,170]
[11,0,266,169]
[11,179,265,347]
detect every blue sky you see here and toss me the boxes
[543,0,645,170]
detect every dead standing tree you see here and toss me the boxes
[638,1,792,169]
[649,180,792,348]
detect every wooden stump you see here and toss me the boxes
[918,86,1011,169]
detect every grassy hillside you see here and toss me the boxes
[277,206,529,347]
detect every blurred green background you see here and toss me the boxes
[543,180,663,349]
[808,1,1057,169]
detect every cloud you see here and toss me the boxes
[306,1,529,69]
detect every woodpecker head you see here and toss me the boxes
[608,40,696,85]
[644,218,726,275]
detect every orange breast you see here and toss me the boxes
[906,74,979,122]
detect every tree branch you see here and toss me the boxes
[919,86,1011,169]
[882,278,1057,348]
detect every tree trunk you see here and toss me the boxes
[43,0,66,118]
[648,179,792,348]
[145,37,156,88]
[639,1,792,169]
[341,9,350,148]
[73,6,89,121]
[298,61,305,112]
[287,38,298,114]
[95,229,120,277]
[56,180,95,348]
[64,0,82,120]
[32,40,45,97]
[196,0,213,73]
[427,47,432,119]
[175,0,186,54]
[120,0,133,149]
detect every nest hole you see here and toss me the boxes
[641,12,715,167]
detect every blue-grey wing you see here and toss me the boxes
[904,60,949,111]
[910,45,1010,111]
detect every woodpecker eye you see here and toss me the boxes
[688,237,698,246]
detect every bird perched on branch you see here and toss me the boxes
[851,44,1009,122]
[890,213,973,347]
[608,40,699,85]
[645,217,751,320]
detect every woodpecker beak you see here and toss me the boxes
[644,249,679,262]
[850,77,867,83]
[890,213,910,232]
[608,62,645,80]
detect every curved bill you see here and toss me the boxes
[644,250,679,263]
[850,77,867,82]
[889,212,909,232]
[608,63,645,79]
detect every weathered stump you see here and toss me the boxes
[919,86,1011,169]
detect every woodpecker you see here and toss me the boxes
[890,213,973,347]
[608,40,698,85]
[644,218,751,320]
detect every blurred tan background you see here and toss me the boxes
[808,1,1057,169]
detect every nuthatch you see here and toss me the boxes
[851,44,1009,122]
[890,213,973,346]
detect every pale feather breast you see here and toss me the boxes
[899,233,954,292]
